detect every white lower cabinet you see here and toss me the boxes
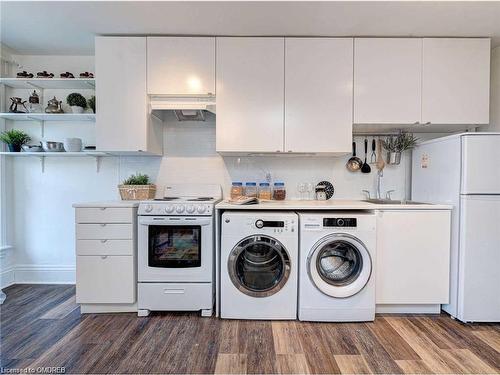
[76,255,135,304]
[376,210,451,306]
[74,203,138,313]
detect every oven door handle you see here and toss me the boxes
[139,217,212,226]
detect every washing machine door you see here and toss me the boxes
[308,234,372,298]
[228,235,291,298]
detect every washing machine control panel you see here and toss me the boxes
[253,219,295,233]
[323,218,357,227]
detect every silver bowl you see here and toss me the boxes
[41,141,65,152]
[21,144,43,152]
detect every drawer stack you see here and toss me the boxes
[74,204,138,309]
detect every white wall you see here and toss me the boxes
[0,54,423,286]
[484,46,500,132]
[0,43,18,287]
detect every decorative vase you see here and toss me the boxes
[7,144,21,152]
[71,106,84,114]
[387,151,402,165]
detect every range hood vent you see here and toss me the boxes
[150,95,215,114]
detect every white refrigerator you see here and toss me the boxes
[412,133,500,322]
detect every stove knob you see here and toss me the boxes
[176,205,185,213]
[186,204,195,214]
[145,204,153,213]
[165,205,175,214]
[197,205,206,214]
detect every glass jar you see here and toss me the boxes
[245,182,257,198]
[273,182,286,200]
[258,182,272,200]
[230,182,244,199]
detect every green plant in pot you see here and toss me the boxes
[0,129,31,152]
[118,173,156,200]
[88,95,96,114]
[66,93,87,114]
[382,132,419,165]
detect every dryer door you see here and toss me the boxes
[228,235,291,298]
[308,234,372,298]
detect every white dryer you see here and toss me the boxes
[299,212,376,322]
[221,211,298,320]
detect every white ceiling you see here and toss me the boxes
[2,1,500,55]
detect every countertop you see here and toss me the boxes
[215,199,452,210]
[72,200,140,208]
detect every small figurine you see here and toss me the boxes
[17,71,34,78]
[37,71,54,78]
[9,97,28,113]
[60,72,75,78]
[79,72,94,78]
[45,96,64,113]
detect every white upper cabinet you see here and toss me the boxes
[285,38,353,153]
[147,37,216,96]
[96,37,162,154]
[422,38,490,124]
[354,38,422,124]
[216,37,285,153]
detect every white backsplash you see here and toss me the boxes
[153,111,412,200]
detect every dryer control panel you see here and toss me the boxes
[323,218,357,227]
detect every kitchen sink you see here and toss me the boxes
[363,199,427,205]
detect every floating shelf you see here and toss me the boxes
[0,151,108,157]
[0,78,95,90]
[0,113,95,122]
[0,151,111,173]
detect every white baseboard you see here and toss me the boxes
[1,266,15,288]
[13,264,76,284]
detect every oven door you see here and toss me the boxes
[138,216,213,282]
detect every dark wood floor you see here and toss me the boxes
[1,284,499,374]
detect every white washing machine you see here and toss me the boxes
[299,212,376,322]
[221,211,298,320]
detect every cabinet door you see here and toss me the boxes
[422,38,490,124]
[354,38,422,124]
[76,255,135,303]
[376,210,451,304]
[285,38,352,153]
[95,37,149,152]
[147,37,216,96]
[216,37,284,153]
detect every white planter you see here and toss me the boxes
[71,106,85,114]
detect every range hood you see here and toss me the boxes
[150,95,216,121]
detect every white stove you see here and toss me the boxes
[137,184,221,317]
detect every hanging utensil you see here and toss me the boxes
[361,138,371,174]
[346,141,363,172]
[375,137,385,171]
[370,138,376,164]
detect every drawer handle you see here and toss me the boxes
[101,256,108,259]
[100,239,108,243]
[163,289,185,294]
[100,223,107,227]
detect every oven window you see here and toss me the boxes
[148,225,201,268]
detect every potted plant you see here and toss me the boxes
[88,95,96,113]
[0,129,31,152]
[66,93,87,113]
[382,132,419,165]
[118,174,156,200]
